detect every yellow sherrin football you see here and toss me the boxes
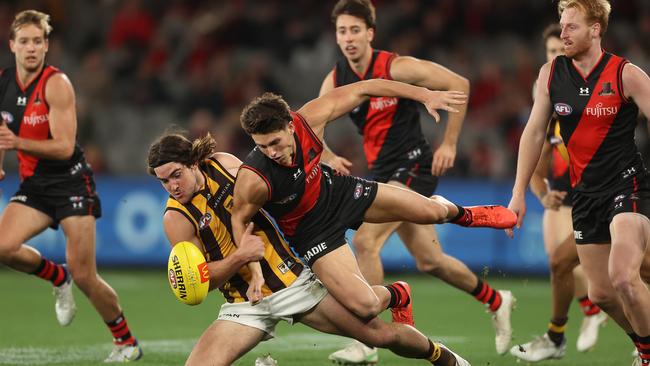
[167,241,210,305]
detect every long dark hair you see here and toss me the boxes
[147,133,217,175]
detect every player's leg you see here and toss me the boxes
[186,320,266,366]
[300,294,469,365]
[609,212,650,358]
[61,215,141,361]
[363,183,515,229]
[0,202,54,272]
[310,245,405,321]
[351,221,401,285]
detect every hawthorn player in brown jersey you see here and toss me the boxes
[508,1,650,364]
[0,10,140,362]
[321,1,515,359]
[148,133,471,366]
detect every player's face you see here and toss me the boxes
[559,7,598,59]
[10,24,49,73]
[154,162,202,204]
[545,36,564,62]
[251,123,295,167]
[335,14,374,63]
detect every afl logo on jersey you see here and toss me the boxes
[353,182,364,199]
[554,103,573,116]
[1,111,14,124]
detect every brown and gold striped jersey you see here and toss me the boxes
[165,157,304,303]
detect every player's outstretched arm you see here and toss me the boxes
[508,62,554,234]
[163,211,264,291]
[299,79,467,139]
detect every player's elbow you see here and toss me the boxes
[455,75,470,93]
[59,144,75,160]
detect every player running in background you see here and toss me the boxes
[509,24,607,362]
[508,1,650,365]
[233,77,516,356]
[321,1,514,360]
[0,10,141,362]
[148,133,471,366]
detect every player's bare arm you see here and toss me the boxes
[163,211,264,291]
[391,56,470,176]
[317,70,353,175]
[622,62,650,119]
[529,140,566,210]
[0,73,76,159]
[232,167,271,303]
[0,148,5,180]
[299,79,467,139]
[508,62,554,232]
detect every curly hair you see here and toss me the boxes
[240,92,292,135]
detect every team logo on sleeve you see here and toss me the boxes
[554,103,573,116]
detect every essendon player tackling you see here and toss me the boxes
[233,77,516,366]
[0,10,141,362]
[508,1,650,364]
[148,133,471,366]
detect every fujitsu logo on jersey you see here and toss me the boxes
[23,113,48,126]
[585,103,618,118]
[370,97,398,110]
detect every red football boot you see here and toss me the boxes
[390,281,414,326]
[453,205,517,229]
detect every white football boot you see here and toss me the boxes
[510,333,566,362]
[255,353,278,366]
[53,266,76,326]
[328,340,378,365]
[104,342,142,363]
[439,343,471,366]
[492,290,515,354]
[632,356,642,366]
[576,311,608,352]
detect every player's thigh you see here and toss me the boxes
[354,221,401,251]
[609,213,649,276]
[60,215,98,275]
[542,205,574,256]
[186,320,265,366]
[0,202,52,251]
[576,244,615,295]
[364,183,444,223]
[311,246,378,308]
[396,222,443,262]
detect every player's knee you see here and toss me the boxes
[67,264,96,289]
[352,233,381,256]
[609,268,638,301]
[346,296,382,319]
[549,254,573,276]
[587,287,617,310]
[0,241,21,263]
[415,255,444,275]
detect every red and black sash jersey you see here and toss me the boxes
[333,49,429,177]
[241,112,329,237]
[0,65,86,181]
[549,52,643,193]
[547,118,572,195]
[165,157,303,303]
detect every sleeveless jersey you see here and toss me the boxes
[549,53,643,193]
[333,49,429,177]
[0,66,86,181]
[165,157,303,303]
[241,112,330,237]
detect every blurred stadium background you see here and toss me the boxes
[0,0,649,365]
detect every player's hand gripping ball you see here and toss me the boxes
[168,241,210,305]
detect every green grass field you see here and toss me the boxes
[0,269,637,365]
